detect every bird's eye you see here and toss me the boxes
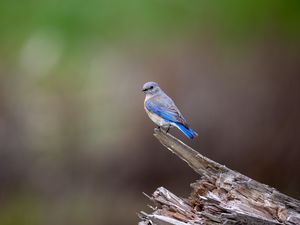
[149,86,153,89]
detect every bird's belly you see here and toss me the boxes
[146,110,168,127]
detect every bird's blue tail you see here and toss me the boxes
[174,123,198,139]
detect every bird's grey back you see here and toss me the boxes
[148,90,188,126]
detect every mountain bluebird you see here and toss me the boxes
[142,81,198,139]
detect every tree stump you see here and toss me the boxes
[138,129,300,225]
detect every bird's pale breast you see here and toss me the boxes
[146,109,167,126]
[144,97,168,127]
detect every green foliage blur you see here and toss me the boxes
[1,1,300,59]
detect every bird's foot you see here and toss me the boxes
[166,125,170,133]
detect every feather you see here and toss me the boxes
[144,86,198,139]
[174,123,198,139]
[145,96,187,126]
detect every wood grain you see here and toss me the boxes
[138,129,300,225]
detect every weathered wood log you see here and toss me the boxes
[138,128,300,225]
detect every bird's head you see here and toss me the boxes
[142,82,161,95]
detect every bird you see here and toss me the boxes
[142,81,198,139]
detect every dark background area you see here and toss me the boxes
[0,1,300,225]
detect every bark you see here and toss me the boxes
[138,129,300,225]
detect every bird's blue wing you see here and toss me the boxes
[145,94,198,139]
[145,98,187,125]
[145,100,176,122]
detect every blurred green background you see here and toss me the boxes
[1,1,300,225]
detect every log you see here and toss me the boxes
[138,128,300,225]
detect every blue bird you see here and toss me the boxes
[142,81,198,139]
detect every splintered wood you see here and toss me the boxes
[138,129,300,225]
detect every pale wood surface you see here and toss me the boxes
[138,129,300,225]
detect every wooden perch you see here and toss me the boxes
[138,128,300,225]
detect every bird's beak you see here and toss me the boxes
[142,88,146,92]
